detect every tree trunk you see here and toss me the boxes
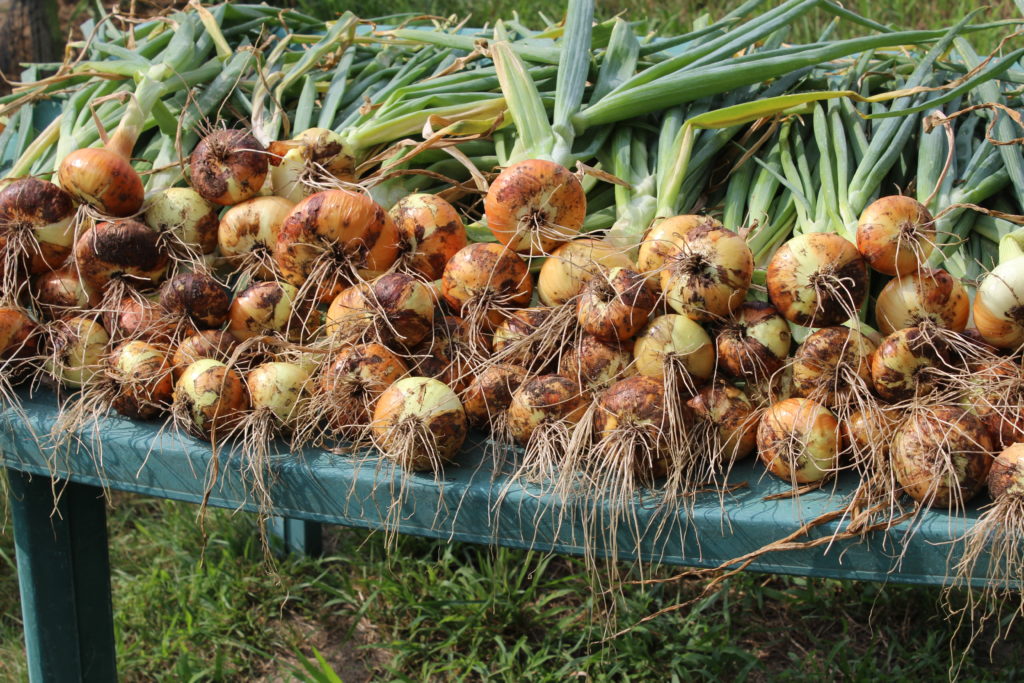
[0,0,62,88]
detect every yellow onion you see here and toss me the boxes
[44,316,109,388]
[0,307,40,361]
[33,267,99,319]
[660,224,752,321]
[687,383,758,462]
[58,147,144,217]
[173,358,249,439]
[767,233,868,327]
[246,361,310,430]
[987,443,1024,502]
[319,342,409,432]
[217,196,294,279]
[791,327,876,408]
[871,326,948,402]
[268,128,354,202]
[632,314,714,387]
[973,256,1024,349]
[856,195,934,276]
[756,398,839,484]
[537,238,632,306]
[228,281,314,343]
[189,130,268,206]
[144,187,219,256]
[158,271,232,331]
[484,159,586,255]
[108,340,174,420]
[390,193,468,281]
[577,267,655,342]
[507,374,587,446]
[460,363,527,428]
[716,302,791,381]
[558,334,633,391]
[371,376,467,471]
[103,295,175,345]
[73,220,168,292]
[874,268,969,336]
[325,272,435,348]
[842,406,900,459]
[0,178,76,276]
[490,307,558,371]
[440,243,533,330]
[172,329,238,380]
[636,215,723,290]
[891,406,992,507]
[593,375,671,481]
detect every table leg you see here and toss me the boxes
[7,469,117,682]
[267,516,323,557]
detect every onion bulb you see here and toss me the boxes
[371,376,467,471]
[791,326,876,408]
[58,148,144,218]
[33,267,99,318]
[632,314,714,389]
[716,302,791,381]
[173,358,249,439]
[660,224,753,321]
[325,272,435,348]
[104,295,175,345]
[245,361,310,430]
[687,383,758,463]
[973,256,1024,349]
[0,307,40,363]
[756,398,839,484]
[317,342,409,435]
[158,271,232,331]
[636,215,723,290]
[440,243,533,330]
[228,281,314,343]
[856,195,934,276]
[767,233,868,327]
[891,406,992,507]
[842,406,900,459]
[490,307,558,371]
[507,373,587,446]
[268,128,354,202]
[871,326,948,402]
[0,178,76,280]
[108,340,174,420]
[43,316,109,388]
[390,193,468,281]
[217,196,294,280]
[460,363,527,428]
[559,333,634,391]
[172,329,238,379]
[577,267,655,342]
[189,130,268,206]
[144,187,219,256]
[592,375,671,481]
[537,238,632,306]
[73,220,168,292]
[874,268,969,337]
[484,159,586,255]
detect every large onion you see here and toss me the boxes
[973,255,1024,349]
[791,326,876,408]
[44,316,109,388]
[144,187,219,256]
[73,220,168,292]
[632,314,714,387]
[0,178,76,276]
[371,376,467,471]
[108,340,174,420]
[767,233,868,327]
[577,267,655,343]
[756,398,839,484]
[874,268,969,336]
[660,224,753,321]
[218,196,294,279]
[636,215,723,290]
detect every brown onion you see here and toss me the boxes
[158,271,232,330]
[874,268,969,337]
[756,398,839,484]
[716,302,791,381]
[791,327,876,408]
[767,233,868,327]
[440,243,533,330]
[390,193,468,281]
[371,376,467,471]
[189,130,268,206]
[577,267,655,343]
[73,220,168,292]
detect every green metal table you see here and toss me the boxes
[2,390,987,681]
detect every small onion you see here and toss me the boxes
[987,443,1024,502]
[460,363,527,428]
[636,215,723,290]
[320,342,409,431]
[44,316,109,388]
[577,267,655,342]
[246,361,310,430]
[172,329,238,380]
[440,243,533,330]
[687,383,758,462]
[268,128,354,202]
[632,314,714,387]
[593,375,671,480]
[490,307,556,370]
[228,281,314,343]
[791,327,876,408]
[874,268,969,336]
[973,255,1024,349]
[767,233,868,327]
[537,238,633,306]
[965,359,1024,452]
[558,334,633,391]
[891,406,992,507]
[484,159,586,254]
[104,295,175,345]
[173,358,249,438]
[108,340,174,420]
[507,374,587,446]
[158,271,232,330]
[371,376,468,471]
[856,195,934,276]
[217,196,294,279]
[660,224,753,321]
[73,220,168,292]
[871,326,948,402]
[189,130,268,206]
[33,267,99,318]
[0,178,76,274]
[716,302,791,381]
[144,187,219,256]
[390,193,468,281]
[756,398,839,484]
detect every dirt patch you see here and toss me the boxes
[254,613,390,682]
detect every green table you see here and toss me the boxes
[2,389,987,681]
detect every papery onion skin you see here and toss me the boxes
[767,233,868,328]
[0,178,76,273]
[440,243,534,330]
[842,406,899,458]
[856,195,934,276]
[33,267,99,318]
[461,363,527,427]
[189,130,268,206]
[537,238,633,306]
[660,224,753,322]
[228,281,312,343]
[870,326,947,402]
[44,316,109,388]
[716,302,791,381]
[594,375,670,479]
[756,398,839,484]
[791,327,876,407]
[58,147,144,217]
[390,193,468,281]
[688,383,758,462]
[973,256,1024,350]
[559,333,634,391]
[73,220,168,291]
[320,342,408,430]
[218,196,294,279]
[104,295,175,345]
[491,307,556,370]
[159,272,232,330]
[144,187,219,255]
[632,313,714,384]
[507,374,587,446]
[891,406,992,507]
[988,443,1024,501]
[0,307,40,360]
[577,267,656,343]
[874,268,969,337]
[636,215,723,290]
[109,340,174,420]
[246,361,310,428]
[371,376,468,470]
[172,330,238,379]
[174,358,249,438]
[484,159,586,255]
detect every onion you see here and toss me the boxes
[0,307,40,368]
[73,220,168,293]
[43,316,109,388]
[756,398,839,485]
[871,326,948,402]
[767,233,868,327]
[268,128,354,202]
[660,224,753,321]
[317,342,409,435]
[842,405,900,460]
[577,267,655,343]
[791,326,876,408]
[144,187,219,256]
[217,196,294,280]
[891,406,992,507]
[245,361,310,430]
[592,375,671,481]
[986,442,1024,504]
[158,271,232,331]
[0,178,76,283]
[632,314,714,389]
[687,383,758,463]
[406,315,483,392]
[636,215,723,290]
[537,238,632,306]
[963,359,1024,452]
[874,268,969,337]
[104,295,175,345]
[484,159,586,255]
[274,189,400,302]
[108,340,174,420]
[189,130,268,206]
[173,358,249,439]
[371,376,467,471]
[973,255,1024,350]
[228,280,315,344]
[325,272,435,348]
[856,195,934,276]
[390,193,468,281]
[440,243,533,331]
[490,307,559,372]
[172,330,238,380]
[716,302,791,381]
[460,363,527,428]
[558,333,633,391]
[33,267,99,318]
[507,374,587,446]
[58,147,144,217]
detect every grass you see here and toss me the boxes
[2,492,1023,680]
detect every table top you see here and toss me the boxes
[0,389,996,587]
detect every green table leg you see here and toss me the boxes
[267,516,323,557]
[8,469,117,682]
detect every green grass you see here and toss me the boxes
[2,493,1023,680]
